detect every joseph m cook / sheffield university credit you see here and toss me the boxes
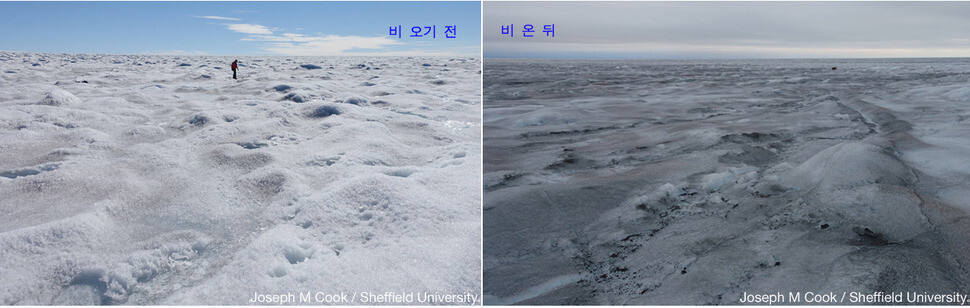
[249,291,481,304]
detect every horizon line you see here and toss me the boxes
[0,50,481,58]
[484,56,970,61]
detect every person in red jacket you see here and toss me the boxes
[231,60,238,80]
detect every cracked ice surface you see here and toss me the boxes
[483,58,970,304]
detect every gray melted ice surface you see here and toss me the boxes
[484,58,970,304]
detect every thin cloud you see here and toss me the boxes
[227,24,273,35]
[225,22,469,56]
[260,35,403,56]
[194,15,241,21]
[233,27,409,56]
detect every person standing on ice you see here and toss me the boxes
[231,59,238,80]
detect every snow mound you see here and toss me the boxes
[816,184,930,243]
[67,234,212,304]
[282,91,311,103]
[123,92,153,104]
[779,142,915,192]
[622,183,684,208]
[766,142,927,242]
[236,171,288,203]
[38,88,80,106]
[944,86,970,102]
[209,147,274,171]
[512,109,578,127]
[699,167,757,192]
[656,183,682,199]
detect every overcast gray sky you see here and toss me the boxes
[484,1,970,59]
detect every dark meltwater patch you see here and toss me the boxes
[273,84,292,92]
[308,105,340,118]
[284,248,313,264]
[188,114,210,126]
[64,268,112,305]
[236,141,269,149]
[0,169,41,179]
[0,163,60,179]
[283,91,310,103]
[344,97,368,106]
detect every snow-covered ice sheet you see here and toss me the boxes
[483,58,970,304]
[0,51,481,305]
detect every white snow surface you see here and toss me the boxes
[484,58,970,304]
[0,51,481,305]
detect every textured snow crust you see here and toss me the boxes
[0,51,481,305]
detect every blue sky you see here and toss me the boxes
[0,1,481,56]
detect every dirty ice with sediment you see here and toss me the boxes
[0,51,481,305]
[484,58,970,304]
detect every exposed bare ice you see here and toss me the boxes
[484,58,970,304]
